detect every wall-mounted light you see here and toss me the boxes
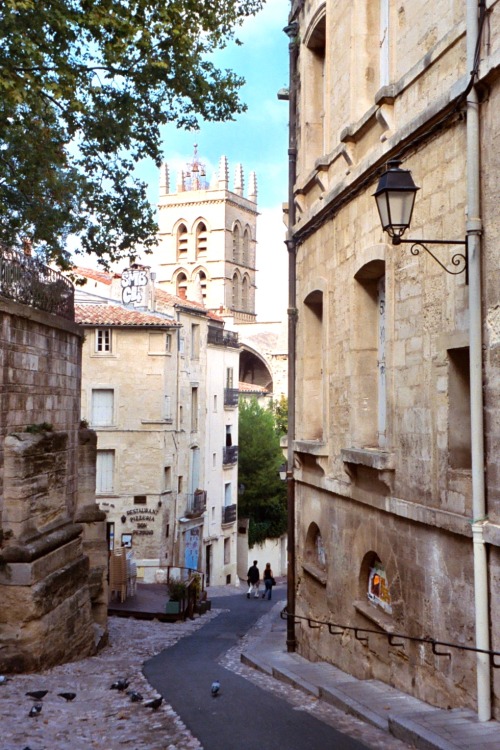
[279,463,288,481]
[121,515,126,524]
[374,159,468,281]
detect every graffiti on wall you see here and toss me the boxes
[121,267,148,305]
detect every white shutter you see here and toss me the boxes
[96,450,114,494]
[92,389,114,426]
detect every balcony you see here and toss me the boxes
[185,490,207,517]
[224,388,239,407]
[223,445,238,466]
[222,504,237,525]
[207,325,239,348]
[0,245,74,320]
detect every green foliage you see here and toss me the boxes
[238,399,287,547]
[26,422,53,433]
[0,0,264,267]
[270,395,288,437]
[167,577,187,602]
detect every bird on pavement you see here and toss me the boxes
[26,690,48,700]
[127,690,143,702]
[144,697,163,710]
[211,680,220,697]
[110,679,130,691]
[58,692,76,701]
[28,703,43,717]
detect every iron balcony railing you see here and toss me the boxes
[223,445,238,465]
[222,504,237,524]
[207,325,239,348]
[186,490,207,516]
[224,387,239,406]
[0,245,74,320]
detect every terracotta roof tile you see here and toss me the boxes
[71,267,118,285]
[238,381,269,394]
[75,304,180,328]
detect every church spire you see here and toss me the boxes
[218,155,229,189]
[234,163,244,196]
[248,171,257,204]
[159,163,170,197]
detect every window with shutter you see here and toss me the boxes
[91,389,114,426]
[96,450,115,494]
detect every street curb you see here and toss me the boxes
[388,714,462,750]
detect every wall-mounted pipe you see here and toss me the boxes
[466,0,490,722]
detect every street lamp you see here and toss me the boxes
[374,159,468,281]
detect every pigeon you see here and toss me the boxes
[26,690,48,700]
[110,679,130,691]
[28,703,43,717]
[211,680,220,697]
[127,690,143,703]
[144,696,163,710]
[58,692,76,702]
[0,675,10,685]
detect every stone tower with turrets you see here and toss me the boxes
[156,145,258,324]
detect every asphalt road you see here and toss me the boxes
[143,593,371,750]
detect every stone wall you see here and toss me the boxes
[289,0,500,718]
[0,297,107,672]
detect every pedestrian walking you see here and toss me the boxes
[246,560,260,598]
[262,563,275,600]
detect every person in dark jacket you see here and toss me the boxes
[246,560,260,598]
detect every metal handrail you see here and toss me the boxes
[0,245,74,320]
[280,608,500,668]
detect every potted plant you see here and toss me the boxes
[165,577,187,614]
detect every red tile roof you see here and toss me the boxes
[71,266,118,285]
[238,381,269,394]
[155,287,206,312]
[75,304,180,328]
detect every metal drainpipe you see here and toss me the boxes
[466,0,490,721]
[284,18,299,653]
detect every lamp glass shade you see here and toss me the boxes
[373,161,419,240]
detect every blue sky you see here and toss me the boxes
[139,0,291,320]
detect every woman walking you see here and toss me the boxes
[262,562,275,600]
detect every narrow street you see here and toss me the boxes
[144,590,408,750]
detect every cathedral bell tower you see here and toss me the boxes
[156,145,258,323]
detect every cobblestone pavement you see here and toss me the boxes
[0,586,411,750]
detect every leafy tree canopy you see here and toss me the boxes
[270,394,288,437]
[238,398,287,548]
[0,0,264,268]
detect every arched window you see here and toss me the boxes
[232,272,240,310]
[176,272,188,299]
[196,221,208,257]
[196,270,207,303]
[243,228,250,266]
[177,223,188,259]
[301,289,324,440]
[232,224,241,264]
[353,260,386,448]
[305,522,327,571]
[361,552,392,614]
[241,275,249,311]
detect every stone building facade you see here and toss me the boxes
[287,0,500,719]
[75,266,240,587]
[0,263,107,673]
